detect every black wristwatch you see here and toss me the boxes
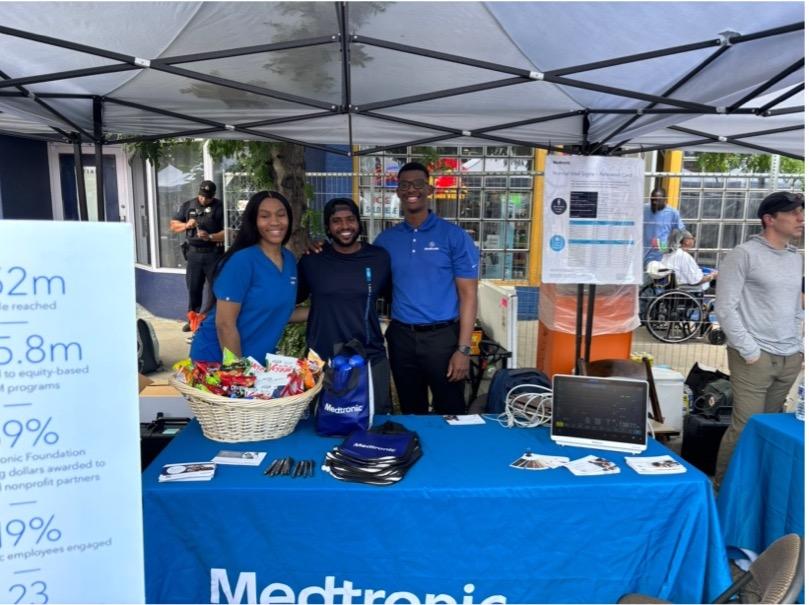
[457,345,472,356]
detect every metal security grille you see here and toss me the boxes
[645,170,805,269]
[355,146,535,281]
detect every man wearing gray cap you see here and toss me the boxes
[170,180,225,333]
[713,191,804,486]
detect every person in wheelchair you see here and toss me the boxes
[641,230,726,345]
[661,229,717,292]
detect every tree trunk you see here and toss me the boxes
[269,143,308,258]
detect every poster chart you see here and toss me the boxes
[0,221,144,603]
[542,155,644,284]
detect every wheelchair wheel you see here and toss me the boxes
[644,290,703,343]
[638,282,658,323]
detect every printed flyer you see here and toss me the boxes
[542,155,644,284]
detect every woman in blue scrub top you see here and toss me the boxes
[190,190,302,363]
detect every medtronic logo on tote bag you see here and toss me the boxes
[316,339,374,436]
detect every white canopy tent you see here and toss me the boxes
[0,2,803,161]
[0,1,800,368]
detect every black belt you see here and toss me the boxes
[188,246,222,253]
[393,319,458,332]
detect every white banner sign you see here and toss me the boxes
[542,156,644,284]
[0,221,144,603]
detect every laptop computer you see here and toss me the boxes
[551,374,648,454]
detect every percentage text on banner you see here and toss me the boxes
[1,418,59,448]
[1,515,62,549]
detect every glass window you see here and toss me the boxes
[721,224,742,249]
[745,223,762,240]
[507,221,530,249]
[484,191,505,219]
[505,252,528,280]
[462,174,483,188]
[722,191,745,219]
[679,192,700,220]
[704,176,723,189]
[697,223,719,248]
[221,171,255,243]
[746,191,767,219]
[156,141,204,269]
[481,251,504,279]
[461,158,484,173]
[696,250,717,267]
[460,220,480,243]
[506,192,531,219]
[702,192,722,219]
[459,190,481,219]
[483,175,508,188]
[482,221,505,249]
[410,146,434,156]
[358,156,379,173]
[508,158,533,172]
[435,193,460,220]
[680,173,703,189]
[778,175,805,190]
[509,175,533,189]
[484,157,508,172]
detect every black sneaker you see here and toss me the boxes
[181,322,191,332]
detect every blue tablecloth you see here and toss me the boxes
[718,413,805,554]
[142,416,730,604]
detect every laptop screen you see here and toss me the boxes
[552,375,648,448]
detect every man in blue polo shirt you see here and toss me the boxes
[643,186,685,266]
[375,162,480,415]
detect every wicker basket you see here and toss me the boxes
[169,375,323,443]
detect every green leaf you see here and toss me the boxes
[276,322,308,358]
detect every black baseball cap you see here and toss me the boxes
[199,180,217,197]
[323,197,361,233]
[757,191,804,219]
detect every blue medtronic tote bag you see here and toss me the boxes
[316,339,374,436]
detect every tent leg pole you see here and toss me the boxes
[72,136,88,221]
[575,284,584,372]
[93,97,105,221]
[584,284,596,363]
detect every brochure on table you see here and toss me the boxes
[542,155,644,285]
[0,221,144,603]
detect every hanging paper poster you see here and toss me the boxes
[0,221,144,603]
[542,156,644,284]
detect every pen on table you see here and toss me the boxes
[263,458,280,476]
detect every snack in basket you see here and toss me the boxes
[172,349,324,400]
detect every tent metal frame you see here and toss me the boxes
[0,4,804,219]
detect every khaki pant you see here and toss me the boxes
[714,348,803,487]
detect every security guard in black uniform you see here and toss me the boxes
[170,180,225,329]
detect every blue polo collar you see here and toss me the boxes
[400,210,438,233]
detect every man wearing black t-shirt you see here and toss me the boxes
[296,198,393,412]
[170,180,225,331]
